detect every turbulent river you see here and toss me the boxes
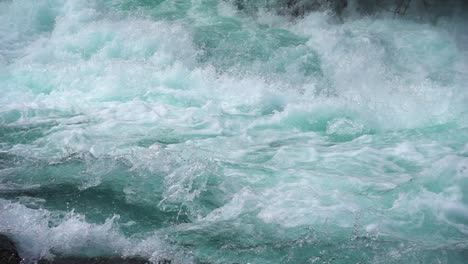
[0,0,467,263]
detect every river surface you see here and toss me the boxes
[0,1,467,263]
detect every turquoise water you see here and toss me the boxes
[0,0,467,263]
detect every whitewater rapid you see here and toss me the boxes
[0,0,467,263]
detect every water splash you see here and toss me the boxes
[0,0,467,263]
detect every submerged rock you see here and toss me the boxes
[0,234,21,264]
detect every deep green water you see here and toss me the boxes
[0,0,467,263]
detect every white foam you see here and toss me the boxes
[0,199,192,264]
[1,0,467,261]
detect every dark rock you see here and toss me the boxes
[286,0,350,17]
[232,0,346,17]
[0,234,21,264]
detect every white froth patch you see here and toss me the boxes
[287,13,467,130]
[0,199,190,264]
[0,199,128,261]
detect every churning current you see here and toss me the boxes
[0,0,467,263]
